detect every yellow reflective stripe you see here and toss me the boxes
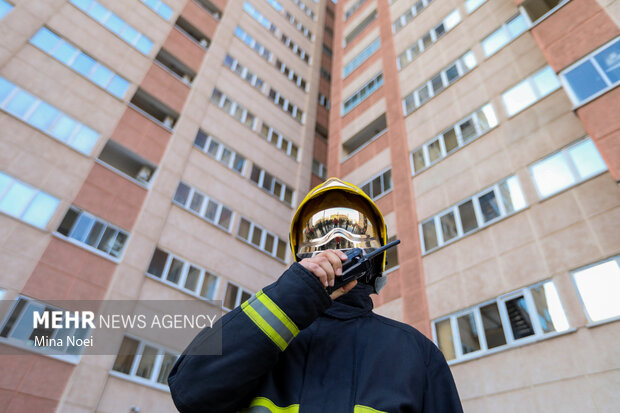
[256,291,300,336]
[245,397,300,412]
[241,300,288,351]
[354,405,387,413]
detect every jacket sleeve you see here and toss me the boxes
[422,344,464,413]
[168,263,331,413]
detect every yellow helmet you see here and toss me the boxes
[290,178,388,273]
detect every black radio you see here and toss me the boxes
[326,239,400,294]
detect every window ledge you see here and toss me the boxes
[0,337,81,365]
[341,128,388,162]
[525,0,571,29]
[173,26,209,51]
[383,265,400,275]
[95,159,152,190]
[153,60,193,87]
[171,201,233,235]
[53,232,124,263]
[144,272,220,302]
[235,235,287,264]
[447,327,577,366]
[127,104,175,132]
[108,370,170,392]
[586,315,620,329]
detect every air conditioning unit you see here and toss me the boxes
[200,39,209,48]
[163,116,174,128]
[136,166,153,183]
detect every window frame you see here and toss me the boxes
[501,65,561,117]
[432,279,572,364]
[359,168,392,201]
[342,72,384,116]
[172,182,235,232]
[193,130,246,175]
[236,216,288,262]
[419,176,527,254]
[249,164,295,206]
[222,281,253,311]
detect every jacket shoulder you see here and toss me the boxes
[369,312,439,366]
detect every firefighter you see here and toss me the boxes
[168,178,463,413]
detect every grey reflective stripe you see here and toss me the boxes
[246,295,295,345]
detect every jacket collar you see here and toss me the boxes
[324,283,374,320]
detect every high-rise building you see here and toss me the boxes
[328,0,619,411]
[0,0,334,411]
[0,0,618,412]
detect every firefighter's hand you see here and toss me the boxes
[299,250,357,300]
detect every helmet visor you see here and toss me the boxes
[297,206,381,258]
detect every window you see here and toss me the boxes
[70,0,153,55]
[433,280,569,363]
[320,67,332,82]
[210,88,256,130]
[0,77,100,154]
[572,255,620,323]
[223,54,264,92]
[397,10,461,70]
[284,11,313,41]
[384,235,399,272]
[146,247,219,300]
[223,282,252,310]
[342,73,383,115]
[344,10,376,46]
[465,0,487,13]
[360,169,392,200]
[345,0,366,20]
[521,0,568,24]
[420,176,526,253]
[57,206,129,258]
[343,114,387,156]
[392,0,433,33]
[193,0,221,19]
[529,137,607,198]
[0,172,59,229]
[237,217,288,261]
[410,104,498,174]
[403,51,477,115]
[0,296,91,357]
[234,26,272,61]
[243,2,311,64]
[130,88,179,129]
[259,122,299,160]
[194,130,246,174]
[30,28,130,99]
[139,0,173,20]
[312,159,327,179]
[318,93,330,109]
[111,336,177,389]
[560,37,620,107]
[175,16,209,48]
[481,13,529,57]
[173,182,235,232]
[250,164,295,206]
[275,59,309,92]
[343,38,380,77]
[155,49,196,85]
[267,88,304,122]
[502,65,561,116]
[97,140,156,185]
[291,0,315,19]
[0,0,13,20]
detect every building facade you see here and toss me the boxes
[0,0,619,412]
[0,0,333,411]
[328,0,620,411]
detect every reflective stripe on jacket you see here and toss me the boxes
[168,263,463,413]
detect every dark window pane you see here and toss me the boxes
[458,200,478,233]
[440,212,458,242]
[459,119,477,143]
[174,183,191,204]
[422,220,438,251]
[238,218,250,240]
[157,353,177,384]
[204,200,218,221]
[505,296,535,340]
[480,302,506,348]
[250,165,261,183]
[189,192,204,213]
[136,345,158,379]
[200,273,218,299]
[218,207,232,229]
[147,248,168,278]
[251,227,263,246]
[57,207,79,236]
[97,227,116,253]
[478,190,500,223]
[112,337,139,374]
[431,74,444,94]
[85,221,105,247]
[427,139,442,163]
[371,176,382,197]
[412,149,425,172]
[445,64,459,83]
[184,266,200,291]
[166,258,184,284]
[443,128,458,153]
[264,233,275,254]
[224,284,239,309]
[383,170,392,192]
[194,130,207,149]
[457,313,481,354]
[276,239,287,260]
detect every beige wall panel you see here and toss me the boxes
[340,98,386,142]
[342,147,390,185]
[96,376,177,413]
[342,58,382,99]
[373,297,404,321]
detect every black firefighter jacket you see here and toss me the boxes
[168,263,463,413]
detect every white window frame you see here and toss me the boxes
[194,130,246,175]
[250,164,295,206]
[501,65,561,117]
[342,72,384,115]
[146,248,221,301]
[359,168,392,200]
[109,335,178,391]
[558,37,620,108]
[234,26,273,62]
[392,0,433,34]
[419,176,527,254]
[410,103,498,175]
[432,280,572,364]
[267,87,305,123]
[519,0,570,27]
[236,217,288,262]
[222,281,253,310]
[343,37,380,78]
[210,88,256,131]
[259,122,300,161]
[0,172,60,229]
[275,59,309,92]
[174,183,235,232]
